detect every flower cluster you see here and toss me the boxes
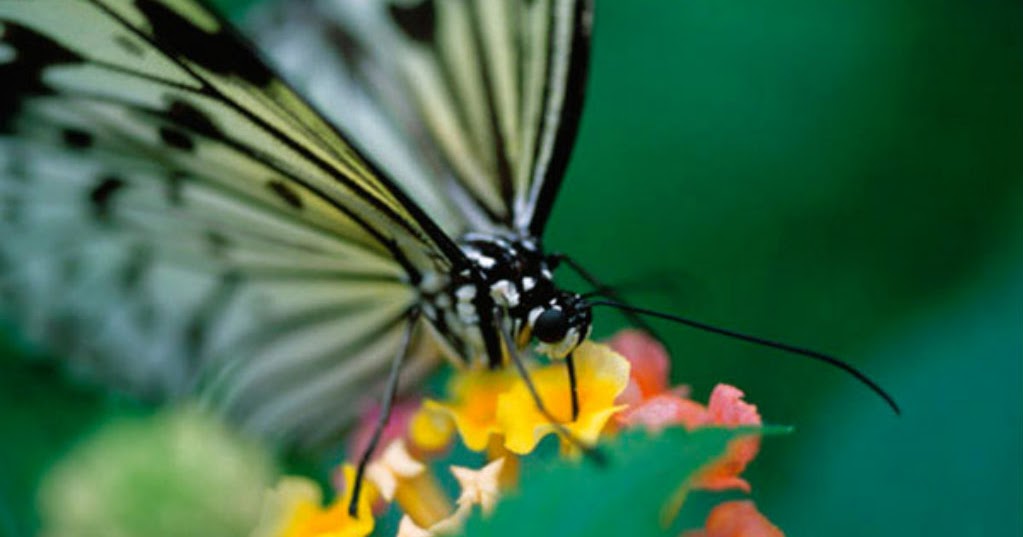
[611,331,763,494]
[249,330,783,536]
[421,339,629,456]
[607,331,780,534]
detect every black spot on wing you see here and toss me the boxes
[61,128,94,149]
[205,229,230,257]
[389,0,437,43]
[159,126,194,151]
[154,100,221,152]
[324,24,367,68]
[267,179,303,209]
[113,34,144,57]
[88,175,126,223]
[0,21,84,131]
[134,0,274,86]
[164,99,222,139]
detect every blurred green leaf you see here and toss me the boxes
[36,406,276,537]
[462,427,785,537]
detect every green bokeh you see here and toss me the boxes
[544,1,1021,534]
[762,259,1021,534]
[1,0,1019,535]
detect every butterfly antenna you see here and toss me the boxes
[588,300,901,415]
[553,254,666,344]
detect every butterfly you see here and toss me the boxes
[0,0,898,467]
[0,0,604,452]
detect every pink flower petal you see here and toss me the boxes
[691,384,762,493]
[347,398,421,466]
[609,330,670,404]
[706,384,761,427]
[617,393,708,430]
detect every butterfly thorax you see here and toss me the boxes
[418,233,592,368]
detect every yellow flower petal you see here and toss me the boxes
[251,467,375,537]
[485,437,521,489]
[497,341,630,455]
[424,368,518,451]
[408,405,455,452]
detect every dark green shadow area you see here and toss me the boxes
[549,0,1020,413]
[0,339,150,537]
[538,1,1021,534]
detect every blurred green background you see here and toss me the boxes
[1,0,1019,535]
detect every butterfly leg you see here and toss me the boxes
[348,308,421,517]
[495,310,605,464]
[565,351,580,421]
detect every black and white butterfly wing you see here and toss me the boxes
[0,0,461,448]
[252,0,593,236]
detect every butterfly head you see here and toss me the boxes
[453,234,593,361]
[529,291,592,359]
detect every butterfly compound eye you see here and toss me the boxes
[533,308,569,343]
